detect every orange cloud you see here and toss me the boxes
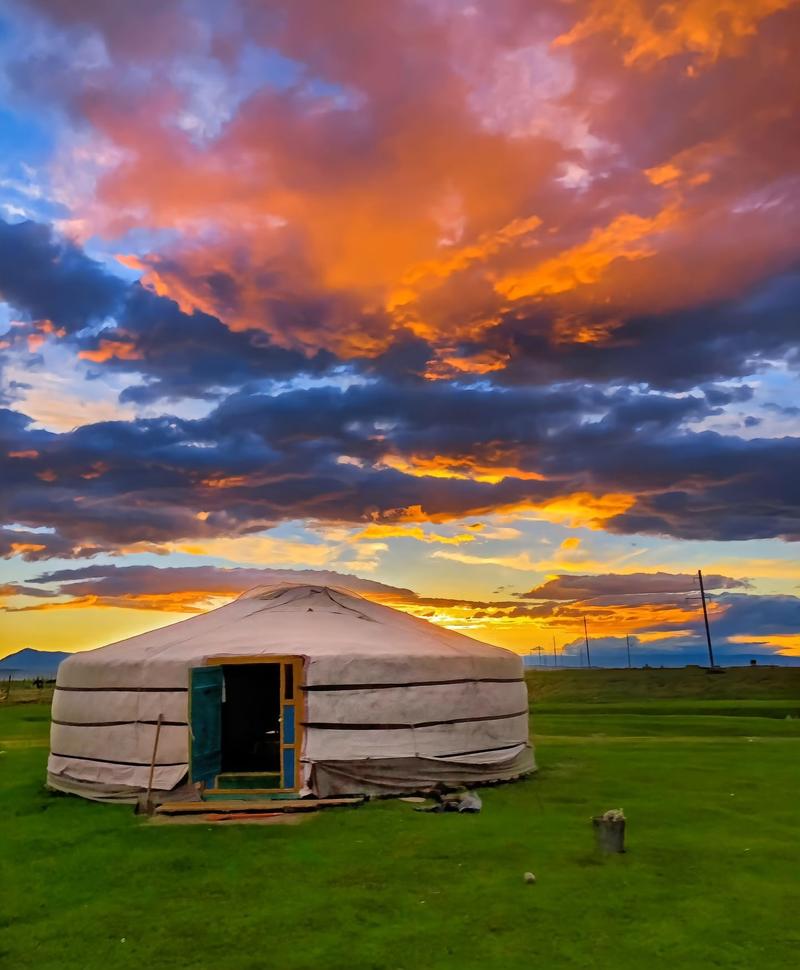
[386,213,542,313]
[514,492,636,530]
[80,462,110,480]
[23,319,66,353]
[495,206,679,302]
[78,340,142,363]
[8,450,39,459]
[8,542,47,556]
[19,0,793,388]
[380,453,546,485]
[551,316,623,345]
[382,592,709,647]
[555,0,793,67]
[372,489,636,531]
[645,163,682,186]
[645,138,731,195]
[355,524,475,545]
[424,349,510,379]
[728,633,800,655]
[576,600,709,634]
[200,475,250,489]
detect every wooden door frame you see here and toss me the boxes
[201,655,304,794]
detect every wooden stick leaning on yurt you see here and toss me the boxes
[144,713,163,814]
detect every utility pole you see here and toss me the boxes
[536,644,543,667]
[698,569,716,668]
[626,634,631,669]
[552,635,558,668]
[583,616,592,668]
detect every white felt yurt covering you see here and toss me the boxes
[48,584,535,801]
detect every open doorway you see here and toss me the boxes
[221,663,281,773]
[190,657,303,793]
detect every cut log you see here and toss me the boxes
[592,810,626,853]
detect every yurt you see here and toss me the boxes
[48,584,535,802]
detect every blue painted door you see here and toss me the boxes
[280,660,301,790]
[190,665,223,787]
[282,699,296,788]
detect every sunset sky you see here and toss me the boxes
[1,0,799,665]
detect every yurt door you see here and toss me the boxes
[190,658,302,793]
[189,665,223,788]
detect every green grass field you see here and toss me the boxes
[2,669,800,969]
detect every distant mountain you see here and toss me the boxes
[0,648,70,678]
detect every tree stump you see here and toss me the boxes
[592,810,626,853]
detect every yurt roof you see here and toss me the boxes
[61,583,515,665]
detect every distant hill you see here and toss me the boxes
[0,648,70,679]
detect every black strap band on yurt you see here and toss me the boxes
[302,708,529,730]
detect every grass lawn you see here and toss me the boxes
[2,671,800,969]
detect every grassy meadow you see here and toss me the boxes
[2,667,800,969]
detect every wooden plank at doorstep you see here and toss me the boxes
[155,796,365,815]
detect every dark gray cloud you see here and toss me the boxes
[494,271,800,391]
[0,219,123,332]
[94,286,337,404]
[0,217,341,401]
[710,593,800,638]
[1,367,799,552]
[0,526,103,561]
[520,572,749,601]
[4,563,411,609]
[554,634,795,668]
[1,216,798,551]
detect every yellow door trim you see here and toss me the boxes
[203,656,304,793]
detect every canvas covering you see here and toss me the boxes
[48,584,535,800]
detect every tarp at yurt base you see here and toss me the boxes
[48,584,535,803]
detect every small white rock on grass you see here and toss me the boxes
[523,872,536,884]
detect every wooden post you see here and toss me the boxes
[698,570,716,668]
[145,714,164,815]
[583,616,592,668]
